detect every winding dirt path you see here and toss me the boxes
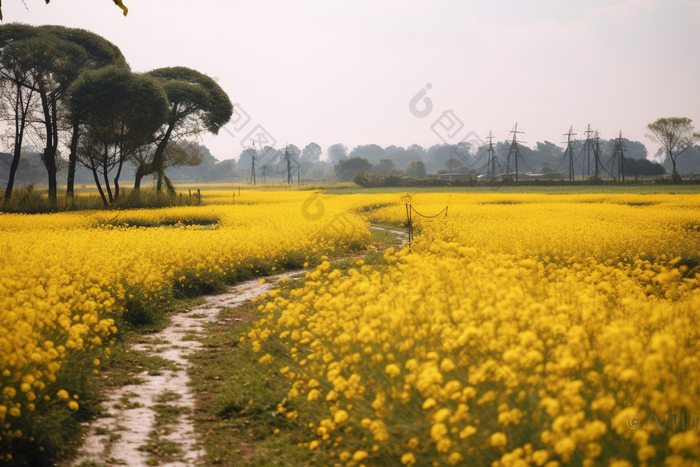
[72,271,304,467]
[72,224,407,466]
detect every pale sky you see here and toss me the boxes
[3,0,699,161]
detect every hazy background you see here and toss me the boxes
[3,0,699,162]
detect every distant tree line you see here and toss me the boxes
[153,136,680,186]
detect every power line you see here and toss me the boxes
[506,122,525,182]
[562,126,577,181]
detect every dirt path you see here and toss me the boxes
[370,225,407,242]
[72,271,304,467]
[72,224,407,467]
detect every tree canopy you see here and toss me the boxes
[133,66,233,193]
[336,157,372,182]
[0,24,127,204]
[69,66,168,204]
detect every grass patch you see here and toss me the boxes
[137,390,191,466]
[188,312,208,319]
[112,392,143,410]
[103,346,180,387]
[188,226,401,465]
[138,436,184,466]
[189,300,315,466]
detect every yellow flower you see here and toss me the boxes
[385,363,401,378]
[422,398,437,410]
[352,450,368,461]
[490,432,507,447]
[430,423,448,442]
[334,410,349,424]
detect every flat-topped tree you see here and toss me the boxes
[40,25,127,199]
[14,30,87,206]
[133,67,233,195]
[68,66,168,205]
[0,24,126,205]
[646,117,700,182]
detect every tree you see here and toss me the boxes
[444,158,464,171]
[336,157,372,182]
[0,24,126,205]
[646,117,700,180]
[374,158,395,176]
[327,143,348,165]
[406,144,427,159]
[622,157,666,176]
[43,25,127,199]
[0,27,39,200]
[0,0,128,21]
[387,148,423,170]
[1,26,83,205]
[384,145,404,156]
[68,66,168,205]
[426,143,471,174]
[406,160,427,178]
[166,143,216,181]
[133,66,233,194]
[534,141,564,163]
[162,141,204,173]
[301,142,322,164]
[349,144,385,165]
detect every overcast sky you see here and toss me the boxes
[3,0,699,161]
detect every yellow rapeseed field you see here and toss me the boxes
[249,192,700,466]
[0,191,370,460]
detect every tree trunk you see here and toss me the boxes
[45,146,58,206]
[5,140,23,201]
[133,164,145,192]
[40,92,59,207]
[671,151,677,176]
[5,78,34,201]
[114,157,124,202]
[91,166,108,206]
[102,150,113,204]
[163,173,176,196]
[4,91,26,201]
[131,123,176,194]
[66,121,80,201]
[5,110,26,201]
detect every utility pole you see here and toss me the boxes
[280,144,297,185]
[584,124,594,179]
[249,143,256,185]
[506,123,525,182]
[286,146,292,184]
[613,131,626,183]
[487,131,496,181]
[563,126,577,181]
[593,130,601,179]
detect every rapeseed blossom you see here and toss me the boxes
[0,191,370,459]
[250,193,700,466]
